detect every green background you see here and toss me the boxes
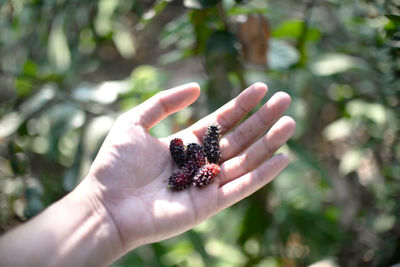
[0,0,399,266]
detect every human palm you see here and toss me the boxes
[86,82,295,253]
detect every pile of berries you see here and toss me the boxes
[167,124,221,190]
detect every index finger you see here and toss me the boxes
[188,82,268,139]
[127,83,200,130]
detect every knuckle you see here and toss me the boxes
[232,128,246,148]
[240,153,252,173]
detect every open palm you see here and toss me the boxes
[86,82,295,254]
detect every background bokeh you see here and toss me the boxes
[0,0,399,266]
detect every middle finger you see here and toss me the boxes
[220,91,291,162]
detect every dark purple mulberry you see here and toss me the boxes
[203,124,221,164]
[167,166,193,190]
[169,138,186,167]
[186,143,206,171]
[192,164,220,188]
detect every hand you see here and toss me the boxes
[84,82,295,255]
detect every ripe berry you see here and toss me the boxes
[186,143,206,170]
[192,164,220,188]
[169,138,187,167]
[203,124,221,164]
[167,166,193,190]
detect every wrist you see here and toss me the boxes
[0,177,124,267]
[64,177,124,266]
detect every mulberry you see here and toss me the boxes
[203,124,221,164]
[187,143,206,170]
[192,164,220,188]
[167,124,222,191]
[167,166,193,190]
[169,138,186,167]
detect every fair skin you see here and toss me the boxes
[0,82,295,267]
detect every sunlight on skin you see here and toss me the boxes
[153,199,189,220]
[219,91,291,162]
[189,185,220,221]
[220,116,295,186]
[188,82,268,139]
[0,82,295,267]
[92,82,293,255]
[218,153,290,210]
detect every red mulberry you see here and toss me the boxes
[192,164,220,188]
[169,138,187,167]
[203,124,221,164]
[187,143,206,170]
[167,166,193,190]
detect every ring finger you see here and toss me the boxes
[219,116,296,186]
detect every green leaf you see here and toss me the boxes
[0,86,55,139]
[205,238,246,265]
[324,206,340,223]
[205,30,239,73]
[0,112,22,139]
[272,20,320,42]
[227,5,268,16]
[72,81,128,104]
[140,1,169,25]
[239,198,271,242]
[339,149,363,175]
[184,0,221,9]
[206,30,237,56]
[346,100,388,125]
[113,26,136,59]
[23,60,38,77]
[95,0,118,36]
[187,230,213,264]
[373,214,396,233]
[385,14,400,22]
[311,53,366,76]
[268,38,299,70]
[323,118,353,141]
[159,241,193,266]
[20,85,56,118]
[15,77,33,97]
[48,17,71,72]
[188,9,216,54]
[24,187,44,219]
[8,151,27,176]
[287,140,331,185]
[45,104,85,138]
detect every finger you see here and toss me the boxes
[217,153,290,211]
[220,91,291,162]
[130,83,200,130]
[219,116,295,186]
[188,82,268,139]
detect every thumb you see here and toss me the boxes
[127,82,200,130]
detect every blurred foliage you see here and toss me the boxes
[1,0,399,266]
